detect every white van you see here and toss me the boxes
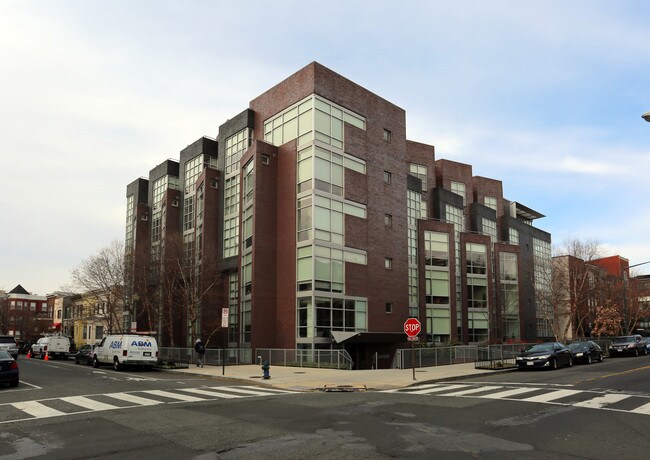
[31,335,70,359]
[92,334,158,371]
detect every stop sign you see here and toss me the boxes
[403,318,421,338]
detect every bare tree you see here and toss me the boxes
[551,237,607,340]
[69,240,130,334]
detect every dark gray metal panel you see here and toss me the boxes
[469,202,497,234]
[407,174,422,192]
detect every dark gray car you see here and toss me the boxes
[516,342,573,370]
[609,335,647,357]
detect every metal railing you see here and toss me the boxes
[157,347,253,368]
[393,345,479,369]
[474,344,537,369]
[256,348,354,370]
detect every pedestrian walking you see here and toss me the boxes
[194,339,206,368]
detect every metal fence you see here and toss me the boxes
[393,345,478,369]
[158,347,253,368]
[256,348,354,370]
[474,344,537,369]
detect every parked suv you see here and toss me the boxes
[0,336,19,359]
[609,335,647,357]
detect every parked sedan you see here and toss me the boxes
[74,344,96,365]
[608,335,647,357]
[0,350,19,387]
[568,341,604,364]
[516,342,573,370]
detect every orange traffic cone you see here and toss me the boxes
[26,350,31,359]
[44,353,49,361]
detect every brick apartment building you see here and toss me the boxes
[0,284,51,342]
[124,62,552,368]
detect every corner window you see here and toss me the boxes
[385,303,393,313]
[385,257,393,269]
[383,129,391,142]
[384,214,392,226]
[383,171,392,184]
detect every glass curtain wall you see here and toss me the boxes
[264,95,369,349]
[533,237,553,338]
[424,231,451,343]
[499,252,520,340]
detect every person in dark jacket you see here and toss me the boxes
[194,339,205,367]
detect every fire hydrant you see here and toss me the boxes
[262,361,270,379]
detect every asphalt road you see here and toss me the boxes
[1,354,649,459]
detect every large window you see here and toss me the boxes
[409,163,427,191]
[426,269,450,304]
[466,243,487,274]
[125,194,134,249]
[484,196,497,210]
[425,231,449,267]
[450,181,466,206]
[225,128,252,175]
[481,218,497,241]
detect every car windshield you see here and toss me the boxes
[526,343,554,352]
[613,337,634,344]
[0,337,16,344]
[568,342,588,350]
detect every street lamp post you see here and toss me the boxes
[622,261,650,334]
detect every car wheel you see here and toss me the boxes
[598,352,604,362]
[551,358,558,370]
[86,358,93,366]
[74,357,79,364]
[635,348,639,357]
[113,357,121,371]
[586,354,592,364]
[568,356,573,367]
[92,356,99,368]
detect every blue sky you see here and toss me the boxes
[2,1,650,295]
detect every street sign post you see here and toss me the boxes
[404,318,421,380]
[221,308,229,376]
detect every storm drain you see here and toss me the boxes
[320,384,367,392]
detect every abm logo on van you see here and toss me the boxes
[109,341,122,349]
[131,340,152,347]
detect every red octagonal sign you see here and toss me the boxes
[403,318,421,338]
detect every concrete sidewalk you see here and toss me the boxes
[165,362,509,391]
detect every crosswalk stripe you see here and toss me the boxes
[104,392,164,406]
[520,389,582,403]
[140,390,207,402]
[444,385,503,396]
[480,387,540,399]
[630,402,650,415]
[238,385,296,393]
[409,384,469,395]
[573,394,631,409]
[205,386,278,396]
[11,401,66,418]
[177,388,244,399]
[59,396,120,411]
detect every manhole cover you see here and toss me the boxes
[294,371,306,374]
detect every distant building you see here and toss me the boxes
[125,62,552,367]
[0,284,50,341]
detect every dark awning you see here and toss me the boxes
[331,331,407,344]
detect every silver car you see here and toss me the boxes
[0,336,19,359]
